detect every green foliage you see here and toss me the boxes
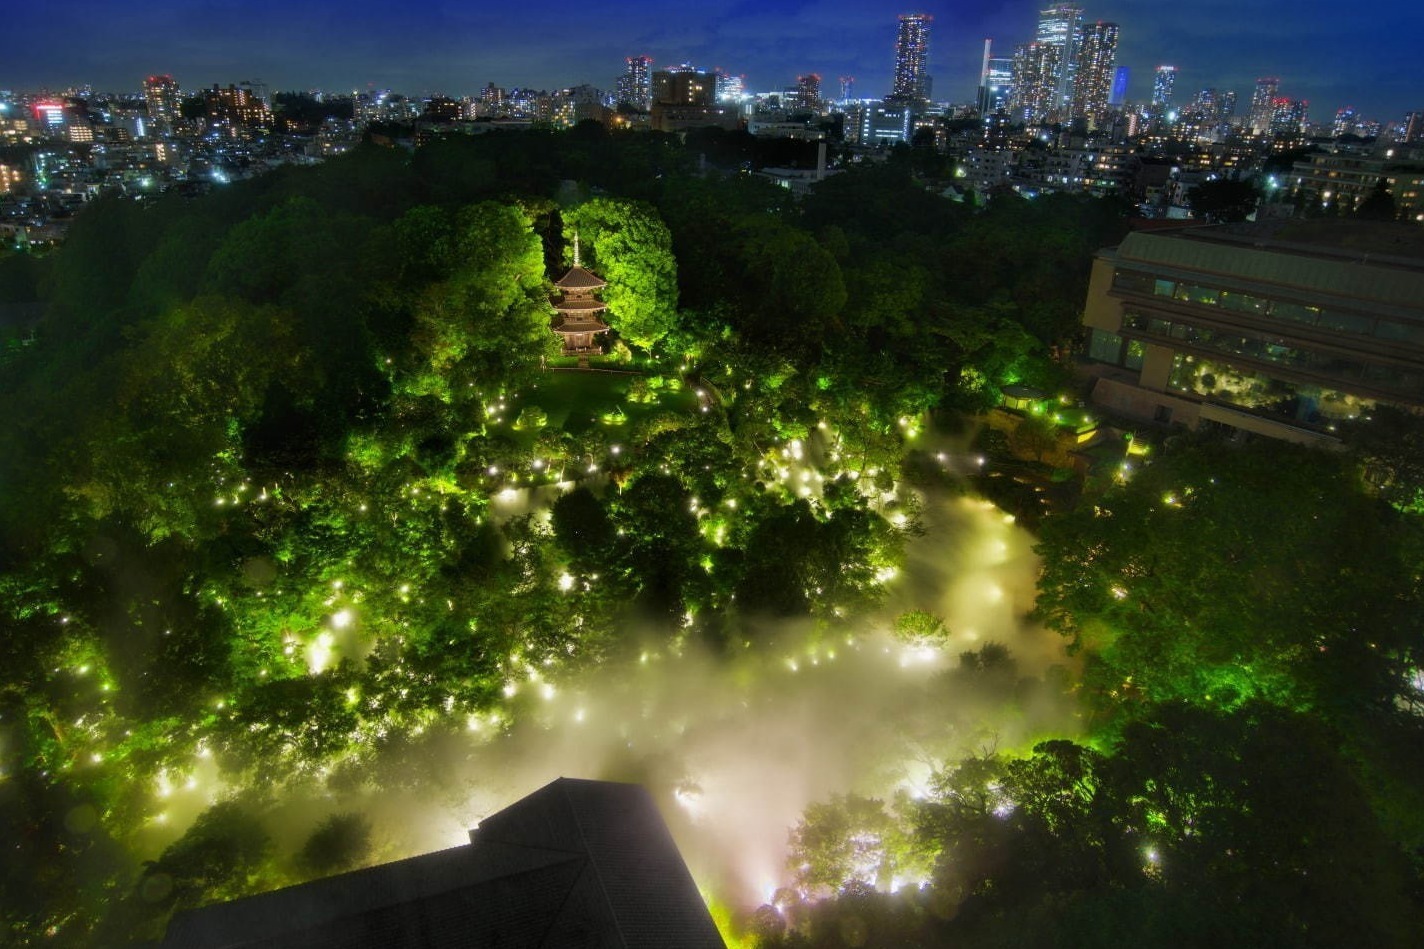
[128,799,275,935]
[297,812,373,877]
[789,793,923,894]
[399,202,557,393]
[916,704,1420,948]
[563,198,678,351]
[1356,177,1398,221]
[728,217,847,358]
[1034,438,1423,717]
[514,405,548,430]
[551,486,615,568]
[0,128,1156,944]
[891,610,948,646]
[1341,404,1424,512]
[1186,178,1261,223]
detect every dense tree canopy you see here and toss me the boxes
[1033,438,1423,718]
[10,125,1411,949]
[562,197,679,352]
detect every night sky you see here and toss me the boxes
[5,1,1421,122]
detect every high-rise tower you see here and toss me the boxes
[1152,65,1177,114]
[1010,41,1062,125]
[887,13,932,106]
[1250,77,1280,133]
[1071,22,1118,128]
[1035,3,1082,117]
[143,74,180,134]
[978,41,1014,115]
[617,56,653,110]
[795,74,823,111]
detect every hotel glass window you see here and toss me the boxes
[1087,328,1124,363]
[1376,320,1424,345]
[1153,278,1175,297]
[1112,270,1154,295]
[1271,300,1321,325]
[1220,290,1267,314]
[1173,283,1219,305]
[1125,339,1146,371]
[1318,310,1374,335]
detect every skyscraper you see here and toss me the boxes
[978,42,1014,115]
[1270,97,1307,137]
[651,69,713,107]
[143,74,180,134]
[616,56,653,110]
[1010,41,1061,125]
[1110,67,1130,106]
[1071,22,1118,128]
[1250,77,1280,133]
[715,72,745,103]
[795,74,823,112]
[887,14,932,106]
[1152,66,1176,113]
[1333,106,1358,138]
[1035,3,1083,117]
[1403,110,1424,143]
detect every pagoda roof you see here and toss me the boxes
[553,297,609,312]
[555,266,607,290]
[552,313,610,334]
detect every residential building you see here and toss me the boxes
[143,74,180,134]
[617,55,653,111]
[1152,66,1176,116]
[1072,22,1119,128]
[1034,3,1082,118]
[794,73,823,112]
[887,14,932,106]
[1249,77,1280,133]
[1290,148,1424,219]
[978,42,1014,115]
[1010,41,1061,125]
[650,69,737,132]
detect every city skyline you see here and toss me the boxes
[3,0,1421,122]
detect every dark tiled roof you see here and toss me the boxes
[553,298,609,312]
[552,314,610,334]
[158,779,725,949]
[554,266,607,291]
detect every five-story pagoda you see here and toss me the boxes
[550,234,610,368]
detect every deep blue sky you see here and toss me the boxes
[4,1,1420,122]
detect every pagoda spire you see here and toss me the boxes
[572,231,581,268]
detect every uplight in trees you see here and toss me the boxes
[308,632,336,674]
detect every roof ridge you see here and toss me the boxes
[563,781,630,949]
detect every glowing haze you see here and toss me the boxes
[289,484,1077,909]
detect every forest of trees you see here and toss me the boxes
[767,440,1424,947]
[1,127,1420,947]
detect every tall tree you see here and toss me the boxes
[562,198,679,352]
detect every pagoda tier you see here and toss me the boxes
[552,297,608,313]
[551,312,611,335]
[548,243,611,365]
[555,265,607,291]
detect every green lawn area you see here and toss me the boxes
[499,369,700,443]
